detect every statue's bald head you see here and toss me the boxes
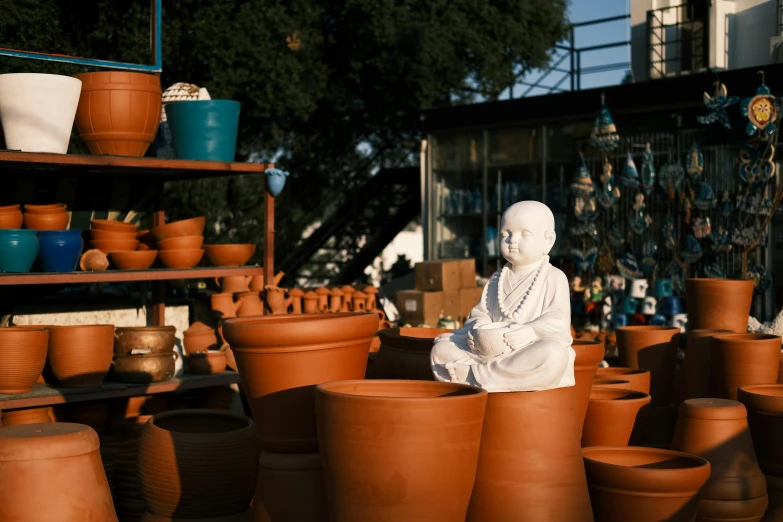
[499,201,557,265]
[502,201,555,233]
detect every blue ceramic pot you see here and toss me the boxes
[266,168,289,197]
[649,314,667,326]
[37,230,83,272]
[614,314,629,327]
[658,296,683,315]
[656,279,674,298]
[165,100,240,162]
[621,296,639,315]
[0,228,37,237]
[0,233,39,272]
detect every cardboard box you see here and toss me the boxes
[397,290,443,326]
[458,286,484,323]
[415,259,476,291]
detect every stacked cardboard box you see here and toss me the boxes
[397,259,483,326]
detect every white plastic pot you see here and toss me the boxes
[0,73,82,154]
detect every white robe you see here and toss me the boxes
[430,259,575,392]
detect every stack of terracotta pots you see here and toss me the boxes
[152,217,206,268]
[183,321,229,375]
[22,203,70,230]
[89,220,140,254]
[211,274,270,319]
[373,327,451,380]
[1,406,54,425]
[113,326,178,384]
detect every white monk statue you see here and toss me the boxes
[431,201,575,392]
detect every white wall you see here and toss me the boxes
[364,222,424,286]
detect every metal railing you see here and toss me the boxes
[647,3,709,79]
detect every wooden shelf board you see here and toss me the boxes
[0,265,263,285]
[0,372,241,410]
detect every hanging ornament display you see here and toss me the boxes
[597,156,620,209]
[571,247,598,274]
[692,217,711,239]
[740,72,778,138]
[658,157,685,199]
[596,245,614,274]
[685,143,704,180]
[607,224,624,247]
[616,249,644,279]
[696,81,739,129]
[640,239,658,276]
[640,143,656,194]
[739,139,775,185]
[704,260,726,279]
[747,263,773,294]
[617,152,640,189]
[570,156,595,196]
[692,181,716,210]
[628,193,652,234]
[667,258,686,295]
[711,225,732,253]
[680,234,703,264]
[589,93,620,152]
[662,215,677,250]
[718,190,733,217]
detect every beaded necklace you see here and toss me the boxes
[497,255,549,318]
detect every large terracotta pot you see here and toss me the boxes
[0,326,48,393]
[684,329,732,401]
[374,327,451,380]
[223,312,379,453]
[138,410,258,518]
[466,386,594,522]
[74,71,162,157]
[47,324,115,387]
[686,278,755,333]
[765,474,783,522]
[317,380,487,522]
[616,326,680,406]
[573,340,606,431]
[630,403,678,447]
[0,423,118,521]
[582,386,651,447]
[595,367,651,394]
[671,398,768,520]
[711,334,781,400]
[737,384,783,477]
[1,406,54,426]
[251,452,328,522]
[114,326,176,356]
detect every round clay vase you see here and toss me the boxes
[223,312,379,453]
[686,278,755,333]
[0,326,48,393]
[583,446,711,522]
[0,423,118,521]
[573,339,606,432]
[595,367,651,394]
[114,326,176,356]
[0,229,40,272]
[582,386,651,447]
[737,384,783,477]
[684,329,732,401]
[711,334,782,400]
[1,406,54,426]
[466,386,594,522]
[0,204,23,229]
[374,327,451,380]
[37,230,84,272]
[616,326,680,406]
[317,380,487,522]
[138,410,259,518]
[183,324,219,355]
[47,324,115,388]
[252,452,328,522]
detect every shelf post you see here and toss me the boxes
[152,181,166,326]
[263,190,275,315]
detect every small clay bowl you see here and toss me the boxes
[0,204,20,213]
[137,230,157,244]
[157,235,204,250]
[137,243,152,251]
[23,211,68,230]
[158,249,204,268]
[90,228,138,240]
[151,217,206,241]
[0,208,23,229]
[90,219,139,232]
[187,350,227,375]
[23,203,67,214]
[109,250,158,270]
[204,244,256,267]
[90,239,140,253]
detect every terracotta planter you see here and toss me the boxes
[158,248,204,268]
[138,410,259,518]
[2,406,54,426]
[109,250,158,270]
[74,71,161,156]
[0,423,118,521]
[317,380,487,522]
[765,474,783,522]
[0,204,23,229]
[737,384,783,477]
[23,211,69,230]
[374,327,451,380]
[223,312,379,453]
[582,386,651,447]
[158,235,203,250]
[251,452,328,522]
[573,340,606,431]
[204,244,256,267]
[188,350,227,375]
[113,352,177,383]
[466,386,593,522]
[711,334,781,400]
[47,325,115,388]
[684,329,732,401]
[237,291,266,317]
[583,446,710,522]
[114,326,176,356]
[616,326,680,406]
[686,278,755,333]
[0,326,48,393]
[595,367,651,394]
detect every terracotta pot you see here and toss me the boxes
[158,248,204,268]
[466,386,593,522]
[595,367,652,394]
[24,203,67,214]
[223,312,379,453]
[158,235,204,250]
[90,228,138,240]
[151,217,206,241]
[630,403,678,447]
[220,275,252,294]
[686,278,755,333]
[23,211,68,230]
[583,446,710,522]
[352,291,367,312]
[80,249,109,271]
[0,327,48,393]
[204,244,256,267]
[697,497,769,522]
[109,250,158,270]
[374,327,451,380]
[592,378,633,389]
[684,329,732,401]
[363,286,378,310]
[140,511,250,522]
[764,474,783,522]
[317,380,487,522]
[616,326,680,406]
[251,452,328,522]
[64,401,110,433]
[0,209,23,229]
[315,288,330,312]
[211,293,241,319]
[303,291,319,314]
[188,350,227,375]
[2,406,54,426]
[47,325,115,388]
[113,352,177,383]
[711,334,781,400]
[138,410,259,518]
[573,340,606,432]
[340,286,355,312]
[90,238,139,253]
[183,326,219,355]
[0,423,118,521]
[737,384,783,477]
[779,353,783,385]
[74,71,161,156]
[237,291,266,317]
[114,326,176,356]
[90,219,139,232]
[222,344,238,372]
[582,386,651,447]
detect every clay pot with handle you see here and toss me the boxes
[236,291,265,317]
[263,287,290,315]
[329,288,343,313]
[289,288,304,314]
[217,275,251,294]
[210,293,242,319]
[114,326,176,357]
[249,274,264,291]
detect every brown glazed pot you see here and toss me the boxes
[251,452,328,522]
[0,423,118,522]
[583,446,710,522]
[47,324,115,387]
[573,340,606,431]
[595,367,651,394]
[114,326,176,356]
[582,386,651,447]
[686,278,755,333]
[223,312,379,453]
[0,327,48,393]
[112,352,177,383]
[616,326,680,406]
[684,329,732,401]
[138,410,259,519]
[737,384,783,477]
[374,327,451,381]
[765,474,783,522]
[711,334,781,400]
[317,380,487,522]
[1,406,54,426]
[466,386,594,522]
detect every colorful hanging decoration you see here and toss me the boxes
[686,143,704,181]
[658,157,685,200]
[718,190,733,217]
[597,156,620,209]
[571,247,598,274]
[640,143,656,194]
[607,224,624,247]
[616,249,644,279]
[662,215,677,250]
[739,139,775,185]
[628,193,652,234]
[680,234,703,264]
[667,258,686,295]
[641,239,658,276]
[747,263,773,294]
[692,217,711,239]
[617,152,640,189]
[692,181,716,210]
[589,93,621,152]
[740,72,778,138]
[570,156,595,196]
[704,260,725,279]
[711,226,732,253]
[596,245,614,274]
[574,196,599,223]
[696,81,739,129]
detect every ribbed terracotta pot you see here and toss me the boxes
[595,367,651,394]
[583,446,710,522]
[573,340,606,432]
[711,334,781,400]
[764,474,783,522]
[138,409,259,519]
[684,329,732,401]
[0,326,48,393]
[47,325,115,387]
[251,452,328,522]
[686,278,755,333]
[374,327,451,380]
[466,386,594,522]
[737,384,783,477]
[223,312,379,453]
[0,423,118,522]
[317,380,487,522]
[582,386,651,447]
[1,406,54,426]
[616,326,680,406]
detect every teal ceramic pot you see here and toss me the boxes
[164,100,240,162]
[0,230,39,272]
[37,230,83,272]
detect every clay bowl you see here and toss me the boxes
[0,204,20,213]
[204,244,257,267]
[90,219,139,232]
[151,217,206,241]
[90,239,139,253]
[114,326,176,357]
[157,235,204,250]
[113,352,177,384]
[188,350,227,375]
[0,205,23,229]
[23,211,68,230]
[23,203,67,214]
[158,248,204,268]
[90,228,138,240]
[595,367,651,395]
[109,250,158,270]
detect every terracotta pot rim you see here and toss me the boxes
[589,386,651,402]
[596,367,650,375]
[679,398,748,420]
[737,384,783,414]
[617,326,680,332]
[114,352,175,359]
[316,379,487,402]
[712,333,781,343]
[204,243,255,248]
[592,379,631,385]
[116,326,176,333]
[47,324,115,332]
[377,327,452,350]
[0,422,100,461]
[145,409,254,443]
[686,278,754,285]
